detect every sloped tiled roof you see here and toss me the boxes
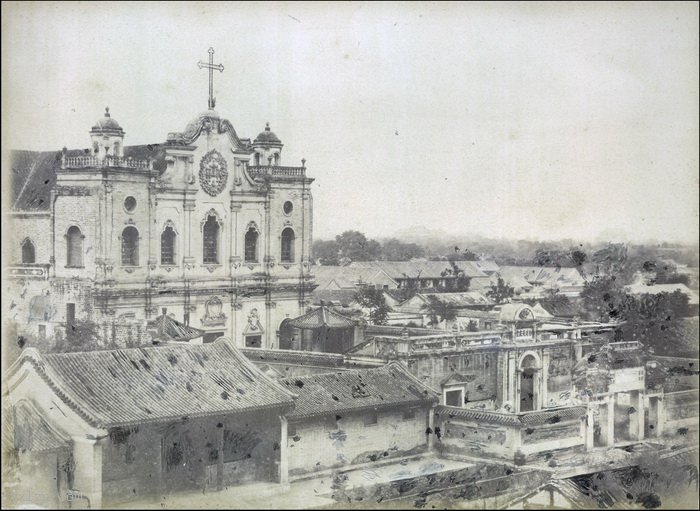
[284,305,358,329]
[472,260,500,273]
[499,266,586,288]
[493,268,533,290]
[241,348,345,368]
[537,299,583,318]
[350,261,487,279]
[8,341,295,429]
[10,150,60,211]
[416,292,494,307]
[4,401,71,453]
[280,362,438,418]
[311,289,359,307]
[311,265,397,289]
[147,313,205,343]
[626,282,699,305]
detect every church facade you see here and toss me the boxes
[7,74,315,349]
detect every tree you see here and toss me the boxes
[421,295,458,327]
[580,275,629,322]
[312,239,340,265]
[380,238,426,261]
[487,277,514,304]
[336,231,382,262]
[448,246,479,261]
[570,249,587,267]
[616,291,690,355]
[354,287,391,325]
[533,247,587,268]
[54,320,102,353]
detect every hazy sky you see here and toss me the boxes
[2,2,698,243]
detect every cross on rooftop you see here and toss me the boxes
[198,47,224,110]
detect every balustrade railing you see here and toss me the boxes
[63,155,151,170]
[247,165,306,178]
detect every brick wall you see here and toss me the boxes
[407,349,500,398]
[287,406,430,476]
[6,214,52,265]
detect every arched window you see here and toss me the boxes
[21,239,36,264]
[66,226,83,267]
[121,226,139,266]
[280,228,295,263]
[203,215,219,264]
[245,227,258,263]
[161,226,176,265]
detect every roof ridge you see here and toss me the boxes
[383,360,439,397]
[218,338,299,401]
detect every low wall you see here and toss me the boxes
[664,389,699,435]
[434,405,586,462]
[332,462,549,505]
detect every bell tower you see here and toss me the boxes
[89,107,125,159]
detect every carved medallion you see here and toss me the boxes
[199,149,228,196]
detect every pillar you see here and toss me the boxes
[656,396,666,437]
[636,391,645,440]
[606,394,616,446]
[585,408,595,451]
[279,416,289,485]
[427,406,435,449]
[72,437,103,509]
[216,423,224,491]
[628,391,645,441]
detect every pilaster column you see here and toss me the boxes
[104,182,113,261]
[183,201,196,276]
[541,351,550,408]
[229,202,241,278]
[72,437,104,509]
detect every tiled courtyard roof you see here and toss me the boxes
[284,305,357,329]
[147,313,205,343]
[8,340,295,429]
[280,362,438,418]
[349,261,487,279]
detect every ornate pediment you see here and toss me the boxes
[201,296,226,327]
[166,111,252,153]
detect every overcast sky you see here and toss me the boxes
[2,2,698,244]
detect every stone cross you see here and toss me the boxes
[198,47,224,110]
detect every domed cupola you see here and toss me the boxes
[251,123,283,166]
[90,107,125,158]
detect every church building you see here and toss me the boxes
[6,48,316,349]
